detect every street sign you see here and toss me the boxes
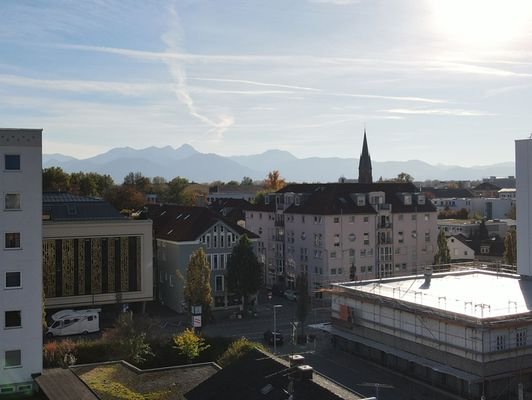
[191,305,202,315]
[192,315,202,328]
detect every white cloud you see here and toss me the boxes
[189,77,321,92]
[385,108,495,116]
[161,4,234,141]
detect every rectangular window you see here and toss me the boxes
[215,275,224,292]
[4,311,21,328]
[4,350,21,368]
[411,214,417,221]
[330,268,337,275]
[363,233,369,245]
[516,329,527,347]
[330,251,337,258]
[4,233,20,249]
[213,254,218,270]
[425,232,430,242]
[333,217,340,223]
[206,235,211,249]
[4,155,20,171]
[496,335,506,351]
[338,267,342,274]
[398,214,404,221]
[368,265,373,272]
[213,235,218,248]
[334,234,340,247]
[220,235,224,248]
[349,216,355,223]
[5,272,21,288]
[424,214,429,221]
[4,194,20,210]
[363,216,369,223]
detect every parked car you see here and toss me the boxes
[263,330,284,345]
[284,289,298,301]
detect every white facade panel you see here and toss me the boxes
[516,139,532,276]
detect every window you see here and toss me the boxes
[5,272,21,288]
[368,265,373,272]
[496,335,506,351]
[398,214,404,221]
[215,275,224,292]
[213,254,218,270]
[334,217,340,223]
[424,214,429,221]
[4,194,20,210]
[411,214,417,221]
[425,232,430,242]
[363,216,369,223]
[220,235,224,248]
[338,267,343,274]
[4,155,20,171]
[398,231,404,244]
[213,235,217,248]
[516,329,527,347]
[349,216,355,223]
[330,251,337,259]
[4,311,21,328]
[334,234,340,247]
[330,268,337,275]
[301,215,305,223]
[363,233,369,245]
[4,233,20,249]
[4,350,21,368]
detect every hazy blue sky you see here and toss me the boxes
[1,0,532,165]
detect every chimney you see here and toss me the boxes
[289,354,305,367]
[424,271,432,287]
[297,365,314,380]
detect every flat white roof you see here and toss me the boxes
[336,270,532,319]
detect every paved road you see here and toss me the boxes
[203,297,460,400]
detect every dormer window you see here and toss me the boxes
[357,195,365,206]
[294,196,300,206]
[417,194,426,205]
[403,194,412,205]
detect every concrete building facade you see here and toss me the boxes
[0,129,43,395]
[42,193,153,310]
[245,183,438,292]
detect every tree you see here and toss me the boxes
[43,167,70,192]
[109,312,153,365]
[433,229,451,265]
[226,235,262,316]
[163,176,190,204]
[184,248,212,320]
[504,229,517,266]
[104,185,145,211]
[295,272,310,337]
[394,172,414,183]
[123,171,150,193]
[173,328,210,363]
[241,176,253,186]
[217,338,264,367]
[264,170,286,191]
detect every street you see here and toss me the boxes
[203,296,462,400]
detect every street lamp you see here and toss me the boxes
[273,304,283,354]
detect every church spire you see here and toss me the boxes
[358,129,373,183]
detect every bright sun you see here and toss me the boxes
[430,0,532,48]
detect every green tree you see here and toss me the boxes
[110,312,153,365]
[163,176,190,204]
[226,235,262,316]
[173,328,210,363]
[43,167,71,192]
[241,176,253,185]
[504,229,517,266]
[217,338,265,367]
[123,171,150,193]
[296,272,310,337]
[433,229,451,265]
[395,172,414,182]
[184,248,212,320]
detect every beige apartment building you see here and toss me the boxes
[245,182,438,293]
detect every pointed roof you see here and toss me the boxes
[358,129,373,184]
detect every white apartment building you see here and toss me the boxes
[431,196,514,219]
[0,129,43,395]
[245,183,438,292]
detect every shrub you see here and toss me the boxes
[173,329,210,363]
[217,337,264,367]
[43,339,77,368]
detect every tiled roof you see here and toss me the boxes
[145,204,258,242]
[473,182,501,191]
[43,192,125,221]
[422,187,475,198]
[275,183,435,215]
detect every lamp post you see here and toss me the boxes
[273,304,282,354]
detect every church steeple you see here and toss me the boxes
[358,129,373,184]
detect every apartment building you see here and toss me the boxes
[145,204,258,313]
[0,129,43,395]
[431,196,514,219]
[245,182,438,292]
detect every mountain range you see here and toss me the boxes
[43,144,515,183]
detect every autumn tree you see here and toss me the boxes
[184,248,212,320]
[504,229,517,266]
[105,185,145,211]
[173,328,210,363]
[433,229,451,266]
[296,272,310,337]
[226,235,262,316]
[43,167,71,192]
[264,170,286,191]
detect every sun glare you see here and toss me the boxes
[430,0,532,48]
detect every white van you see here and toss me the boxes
[46,309,101,337]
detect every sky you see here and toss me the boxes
[1,0,532,166]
